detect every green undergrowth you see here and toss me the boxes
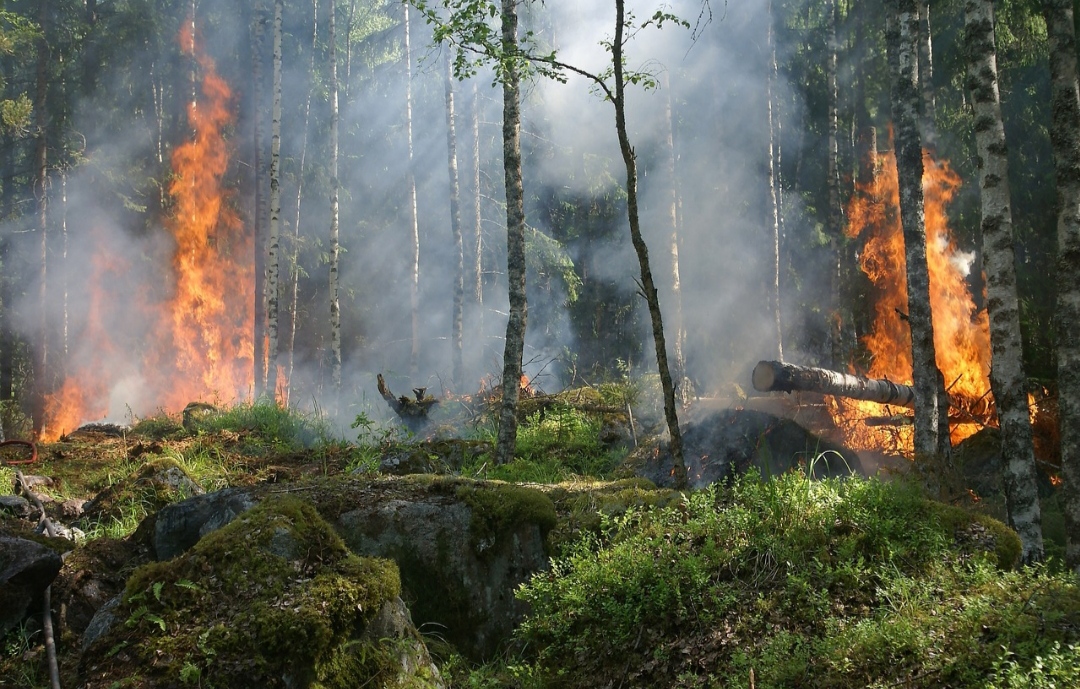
[507,471,1079,688]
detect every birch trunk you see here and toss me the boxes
[329,0,342,390]
[252,2,268,397]
[826,0,844,366]
[660,72,686,401]
[766,0,783,362]
[404,2,421,378]
[886,0,953,476]
[1042,0,1080,573]
[964,0,1043,562]
[493,0,527,466]
[472,81,484,337]
[286,0,319,403]
[31,0,49,437]
[613,0,686,487]
[918,1,937,145]
[266,0,283,400]
[444,53,465,391]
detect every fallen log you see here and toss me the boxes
[752,360,916,407]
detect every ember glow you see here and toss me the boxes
[829,144,993,454]
[40,24,253,440]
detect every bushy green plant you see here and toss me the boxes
[514,472,1078,688]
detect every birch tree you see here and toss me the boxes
[964,0,1043,563]
[1041,0,1080,573]
[444,51,465,391]
[329,0,342,390]
[252,1,268,396]
[265,0,283,399]
[404,1,421,379]
[885,0,952,479]
[31,0,49,436]
[766,0,783,362]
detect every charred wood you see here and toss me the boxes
[753,360,916,407]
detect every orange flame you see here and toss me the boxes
[40,22,252,440]
[829,140,993,454]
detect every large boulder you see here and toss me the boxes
[332,478,555,661]
[146,476,557,662]
[0,536,64,635]
[624,408,863,488]
[80,495,441,689]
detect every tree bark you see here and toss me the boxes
[613,0,686,487]
[329,0,342,390]
[493,0,527,466]
[31,0,49,437]
[660,71,686,401]
[405,1,421,379]
[266,0,283,400]
[1042,0,1080,574]
[444,52,465,391]
[964,0,1043,563]
[286,0,320,404]
[753,359,916,406]
[252,1,268,397]
[766,0,783,362]
[472,80,484,339]
[886,0,953,474]
[918,1,937,146]
[826,0,844,367]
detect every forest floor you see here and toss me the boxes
[1,394,1079,688]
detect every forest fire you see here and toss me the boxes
[828,146,994,455]
[40,23,252,440]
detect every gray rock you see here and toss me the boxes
[0,494,32,519]
[150,487,256,560]
[335,485,552,661]
[0,536,64,636]
[81,594,122,652]
[626,408,864,488]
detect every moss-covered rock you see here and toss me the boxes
[331,477,554,661]
[79,495,438,689]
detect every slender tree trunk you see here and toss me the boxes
[404,1,421,378]
[266,0,283,400]
[918,1,938,146]
[60,170,67,365]
[31,0,49,437]
[886,0,953,478]
[444,53,465,391]
[826,0,845,367]
[613,0,686,487]
[252,2,268,396]
[1042,0,1080,574]
[766,0,783,362]
[964,0,1043,563]
[329,0,342,390]
[493,0,527,466]
[660,72,686,401]
[472,80,484,341]
[286,0,319,404]
[0,127,13,405]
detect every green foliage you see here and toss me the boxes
[101,496,405,688]
[514,473,1078,687]
[188,400,334,449]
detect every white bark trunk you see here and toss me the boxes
[329,0,342,389]
[266,0,283,400]
[964,0,1043,562]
